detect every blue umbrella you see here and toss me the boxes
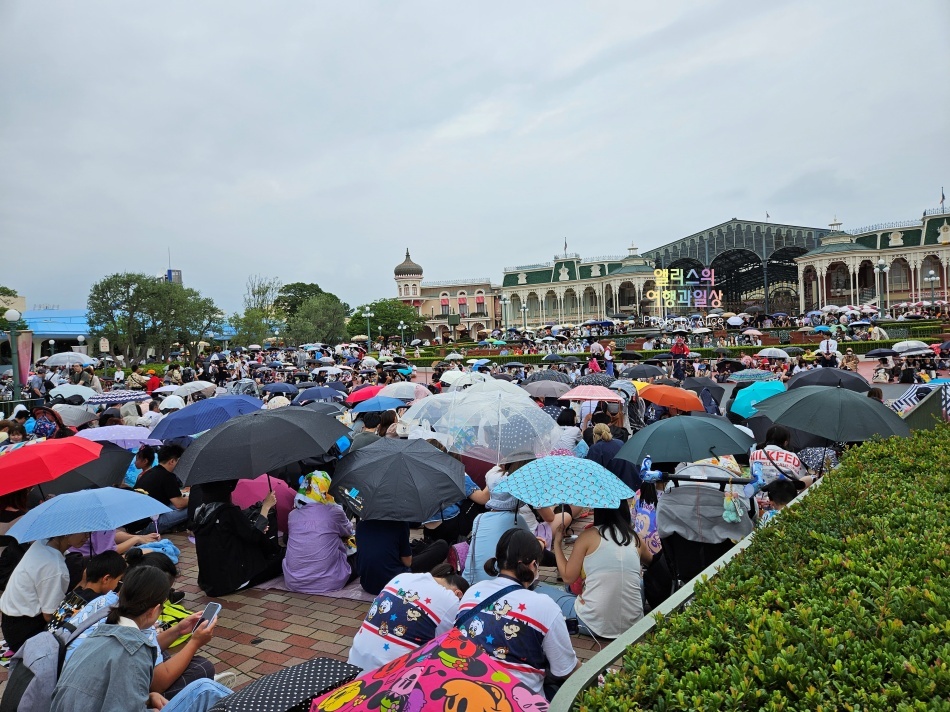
[352,396,407,413]
[492,456,635,508]
[6,489,170,542]
[150,395,263,440]
[267,361,284,368]
[728,369,778,383]
[813,325,832,333]
[325,381,347,392]
[729,380,786,419]
[293,387,345,403]
[262,382,300,396]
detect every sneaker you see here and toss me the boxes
[168,590,186,605]
[214,671,238,688]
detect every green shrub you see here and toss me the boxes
[577,426,950,711]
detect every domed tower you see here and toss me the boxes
[394,249,423,303]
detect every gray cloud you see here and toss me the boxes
[1,0,948,313]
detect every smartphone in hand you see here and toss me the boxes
[193,602,222,633]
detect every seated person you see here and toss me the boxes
[193,480,283,597]
[749,425,810,485]
[457,528,578,697]
[283,472,355,594]
[135,444,189,533]
[422,440,489,545]
[462,489,532,586]
[355,520,449,596]
[51,566,230,712]
[758,478,802,527]
[347,563,468,671]
[48,551,127,632]
[0,531,90,652]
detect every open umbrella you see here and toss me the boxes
[728,369,777,383]
[400,391,466,428]
[48,384,97,403]
[753,385,910,442]
[464,380,529,398]
[345,385,384,404]
[893,340,930,353]
[863,348,898,359]
[787,368,870,393]
[616,417,755,466]
[445,372,491,392]
[757,347,790,359]
[76,426,162,450]
[261,382,299,396]
[681,376,725,405]
[43,352,94,368]
[86,390,152,406]
[149,395,263,440]
[559,385,623,403]
[294,386,345,403]
[523,370,571,385]
[493,456,635,508]
[331,439,465,521]
[51,404,98,427]
[351,396,406,413]
[174,408,351,485]
[299,401,346,417]
[618,351,642,360]
[621,364,664,379]
[210,658,360,712]
[742,414,825,450]
[5,488,169,542]
[574,373,615,387]
[378,382,430,400]
[172,381,217,399]
[783,347,805,356]
[521,380,570,399]
[639,385,703,411]
[728,380,786,419]
[0,439,132,496]
[743,329,763,337]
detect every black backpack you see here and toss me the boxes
[181,367,195,383]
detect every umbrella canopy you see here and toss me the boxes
[432,391,560,464]
[559,385,623,403]
[378,382,430,400]
[757,347,790,359]
[621,364,664,379]
[149,395,263,440]
[681,376,725,405]
[893,340,930,353]
[743,414,826,450]
[400,391,466,428]
[639,385,703,411]
[493,456,635,508]
[332,439,465,521]
[726,316,745,326]
[574,373,616,388]
[787,368,871,393]
[728,369,777,383]
[784,347,805,356]
[76,426,162,450]
[210,658,360,712]
[444,352,464,360]
[86,390,152,406]
[0,439,133,496]
[43,352,94,367]
[261,382,299,396]
[524,370,572,385]
[48,384,97,403]
[616,417,755,466]
[753,385,911,442]
[743,329,763,337]
[152,385,179,394]
[464,380,529,398]
[174,408,351,485]
[351,396,406,413]
[521,380,570,399]
[618,351,642,360]
[294,386,346,403]
[542,353,563,362]
[729,380,786,418]
[445,372,491,392]
[51,404,98,427]
[346,384,384,404]
[5,488,169,542]
[172,381,217,399]
[299,401,346,416]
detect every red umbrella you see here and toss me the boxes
[0,439,115,496]
[347,385,384,404]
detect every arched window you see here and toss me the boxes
[411,285,417,296]
[458,291,468,317]
[440,292,450,315]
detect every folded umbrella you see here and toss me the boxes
[148,395,263,440]
[331,438,465,521]
[76,425,162,450]
[5,488,170,543]
[174,408,351,485]
[787,368,870,393]
[492,456,635,508]
[351,396,406,413]
[208,658,360,712]
[616,417,755,467]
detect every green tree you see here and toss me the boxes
[0,286,18,299]
[346,299,425,342]
[87,273,158,361]
[286,293,349,345]
[229,276,284,347]
[275,282,324,319]
[0,286,27,330]
[143,283,225,358]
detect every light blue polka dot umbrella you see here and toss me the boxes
[492,456,635,508]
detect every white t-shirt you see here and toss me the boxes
[348,573,460,673]
[0,540,69,617]
[457,577,577,694]
[749,445,806,483]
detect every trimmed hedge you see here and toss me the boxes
[576,426,950,711]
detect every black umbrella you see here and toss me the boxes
[621,364,664,379]
[174,408,351,485]
[865,348,899,358]
[331,439,465,521]
[713,347,733,356]
[616,417,755,467]
[618,351,642,360]
[682,376,725,404]
[524,370,572,385]
[297,401,346,416]
[575,373,615,387]
[742,414,826,450]
[207,658,361,712]
[504,361,525,368]
[783,347,805,356]
[563,355,580,363]
[787,368,871,393]
[491,372,515,381]
[542,353,563,362]
[752,385,910,442]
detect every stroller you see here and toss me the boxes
[653,464,754,599]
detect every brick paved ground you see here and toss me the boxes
[0,525,603,694]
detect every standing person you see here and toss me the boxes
[456,528,577,697]
[134,444,190,533]
[604,341,616,376]
[50,566,230,712]
[26,367,47,401]
[126,365,149,392]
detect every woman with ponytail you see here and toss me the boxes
[455,528,577,698]
[51,567,230,712]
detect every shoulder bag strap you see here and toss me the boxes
[761,448,800,481]
[455,584,522,630]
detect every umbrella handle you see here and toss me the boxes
[266,474,273,493]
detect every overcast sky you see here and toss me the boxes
[2,0,948,314]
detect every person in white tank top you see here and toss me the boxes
[535,501,650,639]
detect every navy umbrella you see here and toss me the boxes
[787,368,870,393]
[293,387,346,403]
[150,395,263,440]
[261,382,300,396]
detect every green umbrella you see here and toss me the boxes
[752,385,910,442]
[616,416,755,467]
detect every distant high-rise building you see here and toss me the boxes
[166,269,183,285]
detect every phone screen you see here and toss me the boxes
[193,602,221,633]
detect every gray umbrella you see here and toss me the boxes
[522,380,570,399]
[575,373,615,387]
[331,439,465,521]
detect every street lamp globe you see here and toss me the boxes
[48,339,55,346]
[77,335,85,344]
[3,309,20,324]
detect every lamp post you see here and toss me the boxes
[48,339,55,356]
[4,309,21,401]
[875,259,890,313]
[925,269,939,305]
[500,297,510,335]
[398,320,406,344]
[362,307,374,345]
[520,305,528,331]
